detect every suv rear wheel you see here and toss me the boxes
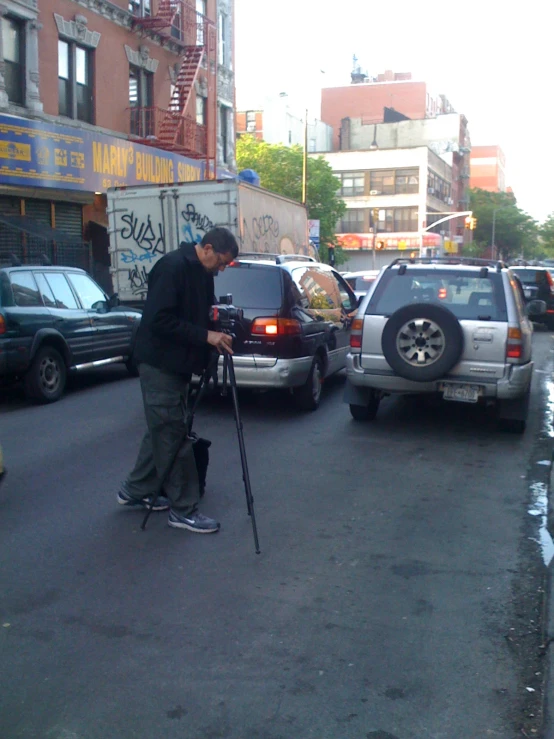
[381,303,464,382]
[24,345,67,403]
[293,355,323,411]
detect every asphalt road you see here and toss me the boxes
[1,332,553,739]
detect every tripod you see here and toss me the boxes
[140,349,261,555]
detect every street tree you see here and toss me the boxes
[469,188,539,261]
[540,213,554,255]
[236,136,346,264]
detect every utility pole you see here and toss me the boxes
[372,207,379,269]
[302,109,308,205]
[491,208,497,260]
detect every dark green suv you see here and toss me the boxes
[0,265,142,403]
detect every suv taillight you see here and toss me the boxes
[546,270,554,295]
[251,318,301,336]
[350,318,363,350]
[506,327,522,359]
[0,314,5,335]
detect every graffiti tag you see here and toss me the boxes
[242,214,280,253]
[181,203,214,233]
[120,250,158,264]
[128,264,149,296]
[252,214,279,240]
[120,212,165,256]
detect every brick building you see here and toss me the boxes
[321,70,454,151]
[0,0,235,288]
[470,145,506,192]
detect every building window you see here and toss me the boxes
[128,0,150,16]
[219,104,228,163]
[196,94,206,126]
[393,207,419,232]
[339,209,365,233]
[246,110,256,133]
[427,170,451,203]
[58,39,93,123]
[196,0,206,43]
[129,66,153,136]
[218,12,227,66]
[395,168,419,194]
[370,170,394,195]
[3,17,24,105]
[338,172,365,197]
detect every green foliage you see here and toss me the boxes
[469,188,539,261]
[540,213,554,255]
[236,136,347,265]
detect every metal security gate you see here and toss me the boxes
[0,196,92,274]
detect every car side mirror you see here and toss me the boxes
[527,299,546,316]
[108,293,120,309]
[91,300,109,314]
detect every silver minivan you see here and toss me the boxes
[344,258,546,433]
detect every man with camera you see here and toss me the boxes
[117,227,239,534]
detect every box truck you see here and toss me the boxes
[107,179,316,305]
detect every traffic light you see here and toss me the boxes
[470,217,477,230]
[376,240,385,250]
[465,216,472,229]
[327,246,335,266]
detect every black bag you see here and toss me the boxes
[191,434,211,498]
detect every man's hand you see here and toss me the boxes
[207,330,234,354]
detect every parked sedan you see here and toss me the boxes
[343,270,380,300]
[0,264,142,403]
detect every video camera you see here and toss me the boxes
[210,294,244,330]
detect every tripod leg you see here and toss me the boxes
[225,353,261,554]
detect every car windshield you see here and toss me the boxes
[366,269,508,321]
[511,269,544,285]
[347,275,377,291]
[215,264,283,309]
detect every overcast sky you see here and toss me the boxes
[235,0,553,224]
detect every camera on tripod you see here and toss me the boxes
[210,294,244,330]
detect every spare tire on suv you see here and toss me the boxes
[381,303,464,382]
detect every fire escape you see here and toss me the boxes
[130,2,217,178]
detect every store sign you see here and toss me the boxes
[308,219,320,248]
[0,114,204,192]
[337,232,442,250]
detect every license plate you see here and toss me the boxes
[442,383,480,403]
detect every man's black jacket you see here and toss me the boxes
[133,243,215,376]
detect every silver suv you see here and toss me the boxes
[344,258,546,433]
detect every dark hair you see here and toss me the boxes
[201,227,239,258]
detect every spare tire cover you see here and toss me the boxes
[381,303,464,382]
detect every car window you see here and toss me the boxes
[333,271,356,311]
[512,269,543,286]
[44,272,79,310]
[215,265,283,309]
[67,273,106,310]
[510,275,527,320]
[353,276,377,291]
[291,266,345,323]
[34,272,57,308]
[367,269,508,321]
[10,271,43,307]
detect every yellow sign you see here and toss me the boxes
[0,141,31,161]
[398,239,407,250]
[444,240,458,254]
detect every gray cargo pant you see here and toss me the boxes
[124,362,200,514]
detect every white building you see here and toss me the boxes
[318,147,457,271]
[238,94,332,153]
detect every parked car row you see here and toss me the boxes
[0,255,547,435]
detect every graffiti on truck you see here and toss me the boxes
[181,203,215,245]
[241,214,280,253]
[128,264,149,296]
